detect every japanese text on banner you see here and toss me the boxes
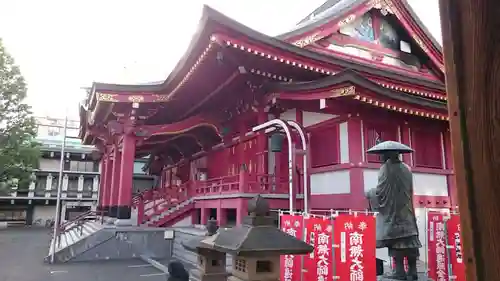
[304,217,332,281]
[447,214,466,281]
[427,212,449,281]
[280,214,303,281]
[334,214,376,281]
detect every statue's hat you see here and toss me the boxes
[366,141,414,154]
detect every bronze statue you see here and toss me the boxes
[365,141,421,280]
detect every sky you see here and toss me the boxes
[0,0,442,120]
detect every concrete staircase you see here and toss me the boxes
[147,198,194,226]
[46,220,175,263]
[46,220,111,263]
[48,221,103,253]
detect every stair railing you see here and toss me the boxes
[52,210,105,247]
[134,182,192,225]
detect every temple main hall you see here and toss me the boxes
[79,0,450,240]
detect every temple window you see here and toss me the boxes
[309,125,340,167]
[256,260,272,273]
[364,122,398,163]
[412,127,443,169]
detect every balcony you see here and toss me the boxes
[132,173,293,226]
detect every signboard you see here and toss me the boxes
[427,211,450,281]
[333,213,376,281]
[303,216,333,281]
[280,214,304,281]
[446,214,466,281]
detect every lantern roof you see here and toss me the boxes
[206,195,313,257]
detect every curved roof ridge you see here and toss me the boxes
[277,0,365,40]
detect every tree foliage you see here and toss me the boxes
[0,38,40,194]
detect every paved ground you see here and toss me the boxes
[0,228,170,281]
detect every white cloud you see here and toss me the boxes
[0,0,441,119]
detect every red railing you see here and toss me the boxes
[132,173,291,226]
[133,182,191,225]
[194,175,240,196]
[246,174,289,194]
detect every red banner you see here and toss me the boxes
[280,214,304,281]
[427,211,449,281]
[333,213,376,281]
[303,216,333,281]
[447,214,466,281]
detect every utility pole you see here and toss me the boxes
[49,114,68,264]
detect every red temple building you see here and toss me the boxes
[79,0,451,235]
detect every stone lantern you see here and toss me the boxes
[206,195,313,281]
[182,219,228,281]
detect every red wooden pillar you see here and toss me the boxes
[200,207,208,225]
[257,107,268,174]
[97,157,105,211]
[400,122,413,166]
[347,117,366,210]
[109,146,122,217]
[117,134,136,220]
[236,198,248,225]
[238,121,248,192]
[102,153,113,216]
[217,206,226,227]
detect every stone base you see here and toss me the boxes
[116,206,131,219]
[115,219,133,226]
[104,217,117,226]
[190,268,229,281]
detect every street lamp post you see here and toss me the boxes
[49,114,68,264]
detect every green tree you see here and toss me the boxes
[0,38,39,195]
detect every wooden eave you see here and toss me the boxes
[267,69,448,120]
[80,4,447,143]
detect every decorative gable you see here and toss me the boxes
[312,9,441,80]
[281,0,444,80]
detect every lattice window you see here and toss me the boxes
[309,125,340,168]
[235,259,247,272]
[412,128,443,169]
[364,122,398,163]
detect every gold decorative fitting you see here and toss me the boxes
[224,38,334,76]
[377,82,447,100]
[330,86,356,98]
[293,33,321,48]
[153,94,169,102]
[355,94,447,120]
[96,92,119,102]
[338,14,356,27]
[128,95,145,103]
[370,0,395,15]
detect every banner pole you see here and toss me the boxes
[300,213,305,281]
[277,209,281,229]
[331,211,336,280]
[424,207,429,280]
